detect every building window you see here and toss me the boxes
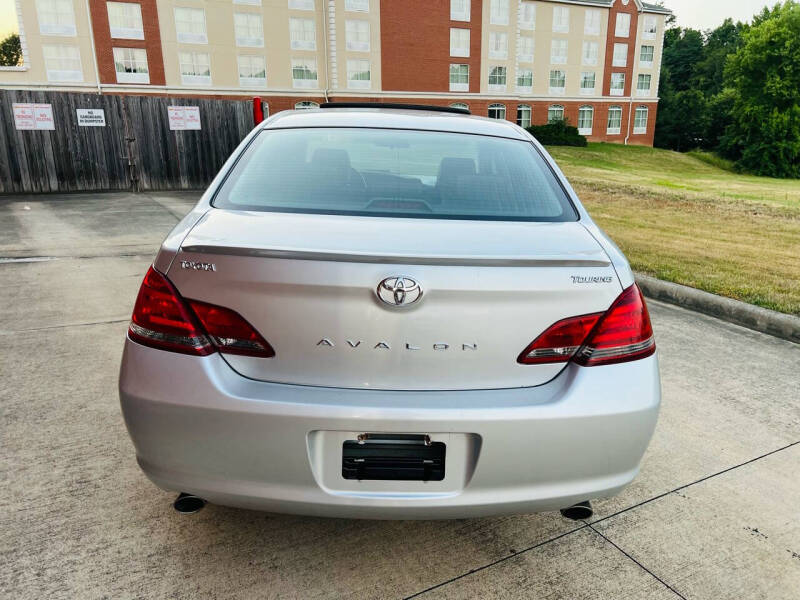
[582,41,598,66]
[488,103,506,120]
[613,43,627,67]
[634,106,648,134]
[607,105,622,134]
[548,104,564,123]
[640,45,655,68]
[235,13,264,47]
[551,39,567,64]
[345,19,370,52]
[107,2,143,39]
[174,7,207,44]
[637,73,652,96]
[43,44,82,81]
[584,8,601,35]
[488,66,506,91]
[643,15,657,40]
[295,101,319,109]
[489,32,508,59]
[292,58,317,88]
[615,13,631,37]
[36,0,76,37]
[289,17,315,50]
[516,104,532,128]
[449,63,469,91]
[288,0,314,10]
[179,51,211,85]
[345,0,368,12]
[516,69,533,92]
[580,71,595,95]
[113,47,149,84]
[552,6,569,33]
[490,0,509,25]
[450,102,469,111]
[519,1,535,30]
[548,70,565,95]
[450,0,470,22]
[518,36,534,63]
[346,58,370,88]
[450,28,470,57]
[577,105,593,135]
[238,54,266,86]
[610,72,625,95]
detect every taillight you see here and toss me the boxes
[517,284,655,367]
[128,266,274,358]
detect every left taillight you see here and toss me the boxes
[128,266,274,358]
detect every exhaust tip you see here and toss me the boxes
[560,500,593,521]
[173,493,206,514]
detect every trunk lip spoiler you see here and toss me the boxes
[179,245,611,268]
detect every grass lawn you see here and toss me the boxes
[546,143,800,315]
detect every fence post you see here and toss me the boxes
[120,96,139,192]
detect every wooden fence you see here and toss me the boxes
[0,90,255,194]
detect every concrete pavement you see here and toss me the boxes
[1,193,798,599]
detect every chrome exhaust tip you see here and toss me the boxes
[173,493,206,514]
[560,500,593,521]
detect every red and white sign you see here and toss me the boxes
[168,106,202,131]
[13,103,55,130]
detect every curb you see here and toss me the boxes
[635,273,800,345]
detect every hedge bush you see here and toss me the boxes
[525,120,588,147]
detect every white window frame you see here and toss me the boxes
[610,72,625,96]
[234,0,262,5]
[450,0,470,22]
[288,0,314,10]
[548,104,564,123]
[450,102,469,111]
[174,7,207,44]
[643,15,657,40]
[579,71,595,96]
[607,105,622,135]
[516,69,533,93]
[552,6,569,33]
[490,0,509,25]
[519,1,535,30]
[489,31,508,60]
[345,0,369,12]
[238,54,266,87]
[516,104,532,128]
[113,47,149,84]
[637,73,652,97]
[615,13,631,38]
[577,105,593,135]
[295,100,319,109]
[450,28,470,58]
[179,51,211,86]
[235,13,264,48]
[43,44,82,81]
[291,57,318,88]
[345,19,370,52]
[488,65,507,92]
[449,63,469,92]
[548,69,565,95]
[582,41,598,66]
[107,2,144,40]
[36,0,77,37]
[640,45,655,68]
[488,103,506,120]
[613,43,628,67]
[518,36,534,63]
[346,58,370,89]
[550,39,567,65]
[634,106,648,134]
[584,8,601,36]
[289,17,315,50]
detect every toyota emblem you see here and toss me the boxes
[376,276,423,307]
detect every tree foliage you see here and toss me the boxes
[0,33,22,67]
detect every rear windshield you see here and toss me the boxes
[213,127,577,222]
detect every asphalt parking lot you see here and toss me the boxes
[1,192,799,599]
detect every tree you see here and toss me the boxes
[0,33,22,67]
[721,1,800,177]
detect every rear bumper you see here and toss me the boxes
[119,339,661,519]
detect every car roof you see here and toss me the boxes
[261,107,530,140]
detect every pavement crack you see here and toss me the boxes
[0,318,129,334]
[586,523,687,599]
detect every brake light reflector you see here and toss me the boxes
[128,267,212,356]
[189,300,275,358]
[517,313,602,364]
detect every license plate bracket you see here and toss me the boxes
[342,435,446,481]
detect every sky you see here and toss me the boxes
[1,0,19,40]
